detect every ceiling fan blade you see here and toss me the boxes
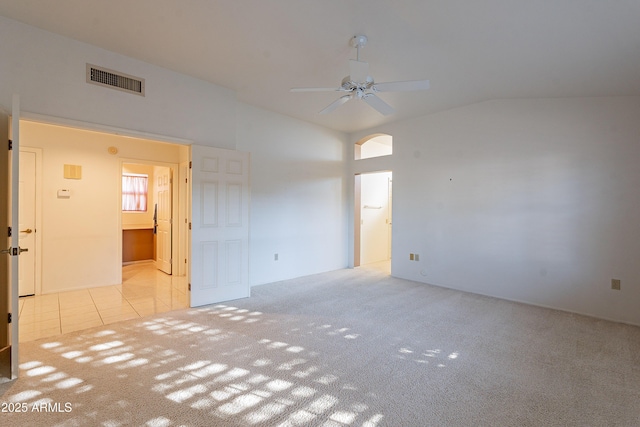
[349,59,370,83]
[363,93,395,116]
[319,94,353,114]
[372,79,430,92]
[290,87,344,92]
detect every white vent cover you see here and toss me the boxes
[86,64,145,96]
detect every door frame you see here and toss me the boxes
[16,111,192,294]
[1,96,21,381]
[6,110,195,380]
[353,169,393,268]
[178,161,190,277]
[9,98,20,379]
[0,107,10,381]
[119,159,179,276]
[19,147,43,296]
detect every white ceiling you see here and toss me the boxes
[1,0,639,133]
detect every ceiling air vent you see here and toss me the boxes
[86,64,145,96]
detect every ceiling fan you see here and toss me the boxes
[291,35,430,116]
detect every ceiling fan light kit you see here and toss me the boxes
[291,34,430,116]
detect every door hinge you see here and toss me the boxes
[188,283,191,291]
[8,140,12,150]
[184,258,187,264]
[189,161,192,169]
[189,222,192,230]
[8,313,12,324]
[7,227,11,237]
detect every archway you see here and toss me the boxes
[354,134,393,272]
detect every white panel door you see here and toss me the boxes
[18,150,36,296]
[156,167,172,274]
[1,97,21,381]
[0,108,11,381]
[190,145,250,307]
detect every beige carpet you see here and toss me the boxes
[1,267,639,426]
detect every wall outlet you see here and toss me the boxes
[274,253,279,261]
[611,279,621,290]
[415,254,420,261]
[409,253,414,261]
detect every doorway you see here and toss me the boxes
[16,120,190,343]
[17,120,188,296]
[354,171,392,270]
[121,162,174,275]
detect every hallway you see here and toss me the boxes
[17,262,188,342]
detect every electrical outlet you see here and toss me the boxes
[611,279,621,290]
[415,254,420,261]
[409,253,414,261]
[274,253,279,261]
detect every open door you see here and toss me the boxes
[190,145,250,307]
[1,96,21,382]
[156,167,172,274]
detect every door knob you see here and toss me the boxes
[20,228,33,234]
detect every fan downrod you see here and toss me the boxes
[351,35,368,60]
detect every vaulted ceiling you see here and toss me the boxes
[1,0,639,133]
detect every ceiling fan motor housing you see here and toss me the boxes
[291,34,429,116]
[341,75,373,90]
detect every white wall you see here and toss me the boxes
[236,103,349,285]
[0,16,236,149]
[21,121,186,293]
[1,16,352,293]
[352,97,640,325]
[5,12,637,325]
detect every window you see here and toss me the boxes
[122,173,148,212]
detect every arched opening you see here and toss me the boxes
[354,133,393,273]
[355,133,392,160]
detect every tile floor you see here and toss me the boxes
[18,261,189,343]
